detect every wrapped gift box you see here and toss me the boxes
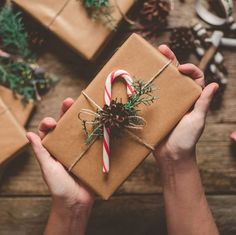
[42,34,202,199]
[0,86,34,126]
[13,0,135,60]
[0,97,29,166]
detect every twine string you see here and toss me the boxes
[113,0,144,29]
[0,107,11,117]
[68,60,172,172]
[48,0,71,27]
[48,0,133,29]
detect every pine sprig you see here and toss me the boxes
[124,79,157,112]
[0,7,57,103]
[0,7,32,59]
[0,58,56,103]
[82,0,116,29]
[81,79,157,144]
[82,121,103,145]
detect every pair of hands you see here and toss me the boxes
[26,45,218,212]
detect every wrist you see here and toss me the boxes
[51,196,94,216]
[154,144,197,170]
[156,152,205,201]
[45,199,93,235]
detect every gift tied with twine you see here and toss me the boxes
[68,59,172,174]
[47,0,143,30]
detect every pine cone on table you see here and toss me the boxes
[169,27,195,62]
[137,0,172,37]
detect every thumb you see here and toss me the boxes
[26,132,55,169]
[193,83,219,119]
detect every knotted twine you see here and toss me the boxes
[68,59,172,173]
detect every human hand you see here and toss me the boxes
[26,98,94,212]
[230,131,236,142]
[154,45,219,167]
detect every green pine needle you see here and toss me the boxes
[82,0,116,29]
[0,58,56,103]
[0,7,57,103]
[0,7,32,59]
[124,79,157,111]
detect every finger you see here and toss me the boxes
[178,63,205,88]
[26,132,56,169]
[158,45,179,66]
[59,97,74,118]
[193,83,219,119]
[230,131,236,142]
[38,117,57,139]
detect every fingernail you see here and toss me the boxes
[26,132,32,141]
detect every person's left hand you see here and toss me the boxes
[26,98,94,211]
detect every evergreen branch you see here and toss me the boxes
[124,79,157,111]
[0,7,57,103]
[0,58,57,103]
[82,0,116,30]
[84,123,103,144]
[0,7,32,59]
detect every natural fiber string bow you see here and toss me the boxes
[75,59,172,174]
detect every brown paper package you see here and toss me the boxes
[42,34,202,200]
[0,86,34,126]
[13,0,135,60]
[0,98,29,166]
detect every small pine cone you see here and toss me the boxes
[205,72,226,110]
[100,100,130,135]
[139,0,171,29]
[169,27,195,62]
[28,30,46,49]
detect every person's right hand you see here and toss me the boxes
[230,131,236,142]
[154,45,219,167]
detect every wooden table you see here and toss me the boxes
[0,1,236,234]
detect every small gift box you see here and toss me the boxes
[13,0,135,60]
[0,86,34,126]
[0,97,29,166]
[42,34,202,199]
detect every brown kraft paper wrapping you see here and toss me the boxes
[12,0,135,60]
[0,86,34,126]
[42,34,202,200]
[0,98,29,166]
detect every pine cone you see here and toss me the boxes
[100,100,130,134]
[205,72,226,110]
[139,0,171,31]
[169,27,195,62]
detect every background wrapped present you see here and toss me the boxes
[0,97,28,166]
[42,34,202,200]
[0,86,34,126]
[12,0,135,60]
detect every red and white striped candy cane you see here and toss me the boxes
[103,70,135,173]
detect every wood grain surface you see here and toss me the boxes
[0,0,236,234]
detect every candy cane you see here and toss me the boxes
[103,70,135,173]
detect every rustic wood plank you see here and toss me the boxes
[0,195,236,235]
[1,123,236,195]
